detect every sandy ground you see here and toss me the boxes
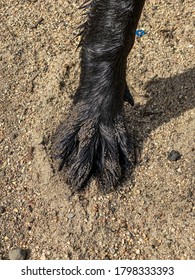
[0,0,194,260]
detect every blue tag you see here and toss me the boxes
[135,29,146,37]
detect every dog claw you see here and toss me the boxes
[124,84,134,106]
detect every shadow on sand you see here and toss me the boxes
[127,66,195,153]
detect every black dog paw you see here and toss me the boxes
[53,105,135,190]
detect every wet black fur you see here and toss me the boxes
[54,0,146,190]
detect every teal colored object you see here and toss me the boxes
[136,29,146,37]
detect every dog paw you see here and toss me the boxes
[53,104,135,190]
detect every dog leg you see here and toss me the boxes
[55,0,146,190]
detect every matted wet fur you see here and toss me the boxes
[53,0,146,190]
